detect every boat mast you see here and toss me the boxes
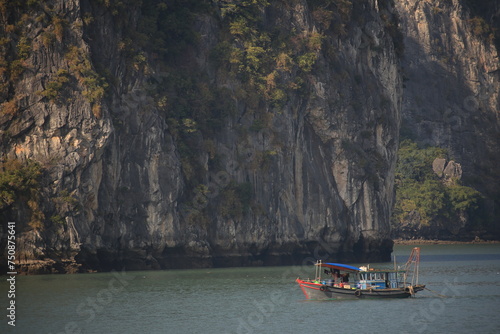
[403,247,421,286]
[316,260,321,281]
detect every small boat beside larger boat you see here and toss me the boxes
[296,247,425,300]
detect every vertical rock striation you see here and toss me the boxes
[1,0,403,273]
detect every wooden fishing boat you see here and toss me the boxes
[296,247,425,300]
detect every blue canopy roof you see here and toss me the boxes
[318,262,361,272]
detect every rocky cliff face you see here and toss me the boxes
[3,0,497,274]
[0,0,403,273]
[394,0,500,238]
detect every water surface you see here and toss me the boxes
[1,243,499,333]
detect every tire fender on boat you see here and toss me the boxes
[354,290,361,297]
[320,285,327,291]
[405,286,414,295]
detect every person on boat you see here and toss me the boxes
[330,269,340,286]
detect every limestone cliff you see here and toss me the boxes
[12,0,500,273]
[0,0,404,273]
[394,0,500,239]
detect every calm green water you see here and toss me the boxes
[1,244,500,334]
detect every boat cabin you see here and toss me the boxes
[357,269,402,289]
[315,262,406,290]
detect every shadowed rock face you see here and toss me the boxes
[395,0,500,239]
[6,0,496,273]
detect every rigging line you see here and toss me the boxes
[424,287,448,298]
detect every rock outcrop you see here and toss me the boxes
[433,158,462,181]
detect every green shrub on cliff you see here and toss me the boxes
[65,46,108,117]
[392,140,482,228]
[447,184,481,212]
[0,159,45,229]
[0,159,41,208]
[464,0,499,47]
[215,0,332,108]
[37,69,70,102]
[395,140,446,182]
